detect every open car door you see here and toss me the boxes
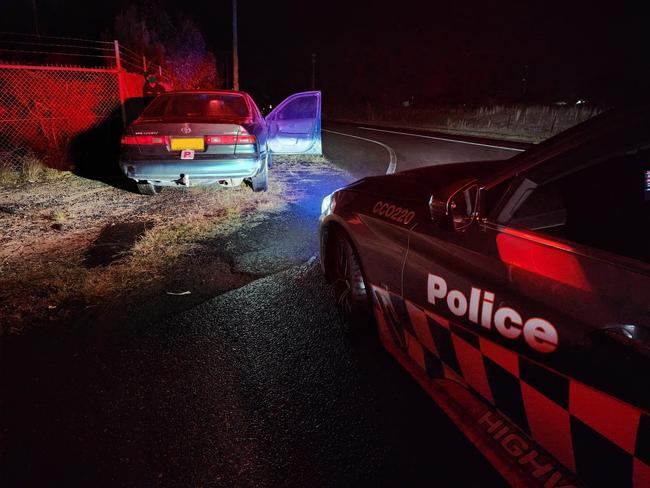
[266,91,321,155]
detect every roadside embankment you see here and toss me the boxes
[327,104,603,143]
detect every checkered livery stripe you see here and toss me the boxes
[371,285,649,488]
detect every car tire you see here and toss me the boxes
[330,229,373,333]
[137,182,160,195]
[267,152,273,169]
[250,157,269,192]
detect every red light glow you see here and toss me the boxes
[496,228,591,291]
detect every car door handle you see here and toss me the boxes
[592,324,650,356]
[601,324,648,341]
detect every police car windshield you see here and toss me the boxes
[142,93,250,120]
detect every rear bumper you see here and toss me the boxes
[119,157,263,186]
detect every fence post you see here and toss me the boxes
[114,40,127,129]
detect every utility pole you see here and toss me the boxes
[311,53,316,90]
[32,0,40,36]
[521,64,529,98]
[232,0,239,90]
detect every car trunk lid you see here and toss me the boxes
[124,120,255,157]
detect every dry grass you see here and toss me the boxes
[131,180,289,268]
[274,154,330,165]
[0,149,67,185]
[329,103,603,142]
[0,170,302,334]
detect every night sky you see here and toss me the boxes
[1,0,648,107]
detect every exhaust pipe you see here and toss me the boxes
[175,174,189,186]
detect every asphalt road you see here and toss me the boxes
[323,122,528,178]
[1,124,525,487]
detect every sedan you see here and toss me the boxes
[320,106,650,488]
[119,90,321,194]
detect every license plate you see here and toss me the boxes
[180,149,195,160]
[171,137,205,151]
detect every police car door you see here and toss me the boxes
[265,91,321,155]
[483,132,650,487]
[402,121,650,486]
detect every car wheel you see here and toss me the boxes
[250,158,269,192]
[267,152,273,169]
[136,182,160,195]
[330,229,372,332]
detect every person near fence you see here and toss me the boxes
[143,73,166,97]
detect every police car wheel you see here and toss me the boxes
[331,231,372,331]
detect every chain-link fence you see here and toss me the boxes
[0,65,123,155]
[0,34,156,168]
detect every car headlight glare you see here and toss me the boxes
[321,193,334,215]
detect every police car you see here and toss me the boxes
[320,107,649,487]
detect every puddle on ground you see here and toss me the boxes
[84,221,153,268]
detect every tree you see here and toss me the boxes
[164,17,218,90]
[111,2,220,89]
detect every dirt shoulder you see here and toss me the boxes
[0,157,350,336]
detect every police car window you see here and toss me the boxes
[510,181,567,237]
[507,149,650,263]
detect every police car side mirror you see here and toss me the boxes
[429,182,479,232]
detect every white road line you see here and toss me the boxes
[357,126,526,152]
[323,128,397,174]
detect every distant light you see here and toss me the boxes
[576,99,586,105]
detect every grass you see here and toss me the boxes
[51,209,68,222]
[0,149,66,185]
[0,156,20,185]
[0,171,297,334]
[274,154,330,165]
[328,103,603,142]
[0,145,341,335]
[132,181,288,266]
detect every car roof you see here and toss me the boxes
[485,103,650,188]
[160,90,250,96]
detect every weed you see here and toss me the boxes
[0,157,19,185]
[0,149,64,185]
[21,152,45,182]
[51,210,67,222]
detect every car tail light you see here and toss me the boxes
[236,135,256,144]
[205,135,236,145]
[204,135,257,145]
[121,135,169,145]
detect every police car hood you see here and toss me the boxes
[346,159,517,201]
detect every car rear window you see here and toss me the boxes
[142,93,250,119]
